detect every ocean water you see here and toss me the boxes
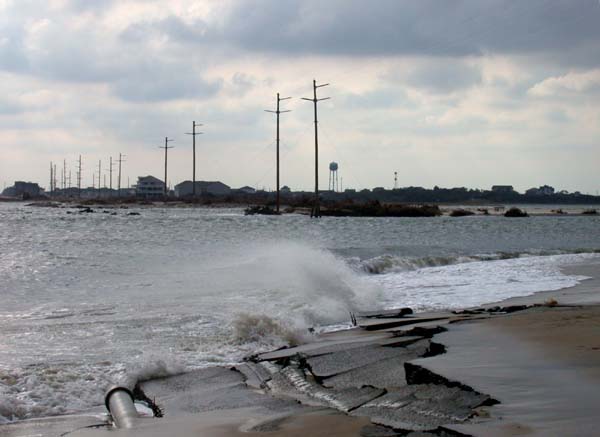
[1,202,599,422]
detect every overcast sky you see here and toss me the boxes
[1,0,599,193]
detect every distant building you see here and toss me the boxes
[2,181,41,198]
[280,185,291,194]
[236,186,256,194]
[525,188,539,196]
[174,181,231,197]
[525,185,555,196]
[491,185,515,193]
[135,176,164,198]
[372,187,386,193]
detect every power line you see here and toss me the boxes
[265,93,292,212]
[302,79,330,218]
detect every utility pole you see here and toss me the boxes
[108,156,115,195]
[117,153,126,197]
[68,170,71,189]
[159,137,174,196]
[97,160,102,194]
[265,93,291,213]
[49,162,53,195]
[104,156,114,193]
[185,121,203,197]
[53,163,57,195]
[63,160,67,190]
[302,80,330,218]
[77,155,82,198]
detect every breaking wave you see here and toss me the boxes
[355,248,600,275]
[118,357,187,390]
[231,313,312,349]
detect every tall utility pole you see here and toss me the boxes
[63,160,67,190]
[49,162,53,195]
[159,137,174,196]
[53,164,57,195]
[108,156,115,195]
[97,160,102,195]
[185,121,203,197]
[265,93,291,213]
[302,80,330,218]
[68,170,72,189]
[117,153,126,197]
[77,155,82,197]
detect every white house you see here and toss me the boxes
[136,176,164,198]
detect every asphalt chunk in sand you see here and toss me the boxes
[323,356,409,390]
[235,362,273,389]
[256,335,424,362]
[351,384,491,431]
[358,316,450,331]
[307,340,430,379]
[267,364,385,412]
[255,332,393,361]
[139,367,307,417]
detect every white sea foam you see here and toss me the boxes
[354,249,600,275]
[118,357,187,389]
[370,253,596,311]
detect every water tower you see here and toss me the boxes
[329,162,339,192]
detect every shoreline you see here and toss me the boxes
[3,259,599,435]
[4,198,600,217]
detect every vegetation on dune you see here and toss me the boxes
[319,200,442,217]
